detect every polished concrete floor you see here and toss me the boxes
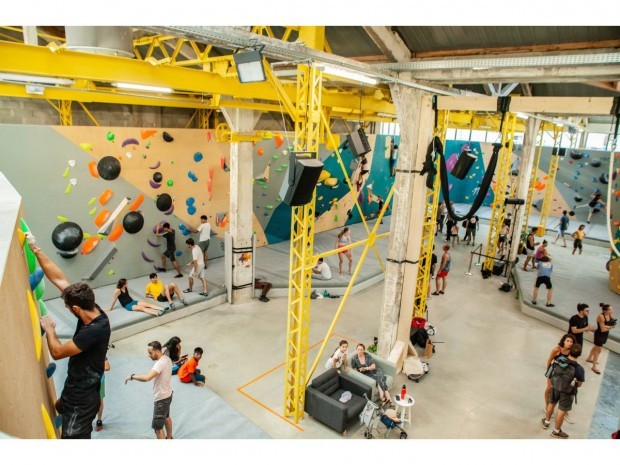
[99,219,619,440]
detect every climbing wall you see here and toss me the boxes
[0,177,58,438]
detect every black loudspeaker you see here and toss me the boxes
[281,154,324,206]
[346,128,371,157]
[451,149,477,180]
[552,147,566,157]
[504,198,525,206]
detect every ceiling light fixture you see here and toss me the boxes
[0,72,74,86]
[316,64,378,85]
[112,82,173,93]
[233,46,267,83]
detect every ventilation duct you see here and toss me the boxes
[65,26,135,58]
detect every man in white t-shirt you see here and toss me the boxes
[312,258,332,280]
[188,215,212,268]
[125,341,173,439]
[183,238,208,296]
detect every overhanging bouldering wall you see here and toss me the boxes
[0,173,58,438]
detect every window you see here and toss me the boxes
[446,128,456,140]
[378,122,400,136]
[455,129,470,141]
[470,130,487,142]
[485,131,501,143]
[585,133,608,150]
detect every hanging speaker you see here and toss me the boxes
[504,198,525,206]
[552,147,566,157]
[280,153,324,206]
[346,128,371,158]
[451,149,477,180]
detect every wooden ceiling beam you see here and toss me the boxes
[415,39,620,59]
[362,26,412,62]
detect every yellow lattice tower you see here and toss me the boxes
[283,64,322,423]
[197,109,211,129]
[536,125,563,236]
[413,110,449,318]
[483,113,517,271]
[59,100,72,126]
[522,124,545,238]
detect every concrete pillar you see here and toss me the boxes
[509,117,541,262]
[377,85,434,357]
[221,106,261,304]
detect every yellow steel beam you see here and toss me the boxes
[483,113,517,271]
[0,41,394,115]
[284,64,322,424]
[522,124,545,237]
[298,27,325,51]
[413,110,449,319]
[536,125,562,236]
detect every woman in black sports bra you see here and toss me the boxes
[108,278,166,317]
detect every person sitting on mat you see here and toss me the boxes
[163,336,188,376]
[145,273,187,310]
[108,278,167,316]
[254,277,273,302]
[178,347,205,387]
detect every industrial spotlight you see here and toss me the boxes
[233,46,266,84]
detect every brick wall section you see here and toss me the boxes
[0,97,196,127]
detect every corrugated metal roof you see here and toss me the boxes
[326,27,382,58]
[393,26,620,54]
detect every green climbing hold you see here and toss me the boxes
[106,131,115,141]
[146,142,151,148]
[281,164,288,168]
[266,205,273,210]
[88,197,97,206]
[277,168,283,172]
[108,269,115,275]
[89,208,97,216]
[62,167,70,178]
[167,180,174,187]
[272,155,279,159]
[334,215,338,222]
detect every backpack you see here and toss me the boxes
[550,355,576,394]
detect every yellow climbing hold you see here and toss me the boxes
[17,228,26,246]
[318,170,331,183]
[78,143,93,151]
[27,290,42,361]
[89,207,97,216]
[62,167,70,178]
[108,269,115,275]
[324,177,338,187]
[57,216,68,222]
[88,197,97,206]
[64,182,73,194]
[41,404,57,439]
[83,233,92,239]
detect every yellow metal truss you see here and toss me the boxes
[536,125,563,236]
[46,99,72,126]
[522,124,545,237]
[483,113,517,271]
[283,64,322,423]
[413,110,449,318]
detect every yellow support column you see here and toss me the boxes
[413,110,449,318]
[522,124,545,237]
[283,64,322,423]
[483,113,517,271]
[197,108,211,129]
[536,125,563,236]
[59,100,72,126]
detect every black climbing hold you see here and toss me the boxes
[163,132,174,142]
[51,222,83,251]
[97,156,121,181]
[122,211,145,234]
[155,193,173,212]
[153,172,163,183]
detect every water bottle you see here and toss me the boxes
[400,384,407,401]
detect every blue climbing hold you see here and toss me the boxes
[30,268,44,291]
[187,205,197,215]
[193,152,203,162]
[186,197,195,206]
[175,250,183,256]
[46,362,56,378]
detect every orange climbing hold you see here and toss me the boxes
[275,134,284,148]
[141,129,157,140]
[99,189,113,206]
[256,147,264,156]
[82,236,100,255]
[107,224,124,242]
[129,193,145,211]
[220,214,229,228]
[88,161,99,178]
[94,210,111,227]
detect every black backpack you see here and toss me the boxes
[550,355,576,394]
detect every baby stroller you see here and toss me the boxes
[359,394,408,439]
